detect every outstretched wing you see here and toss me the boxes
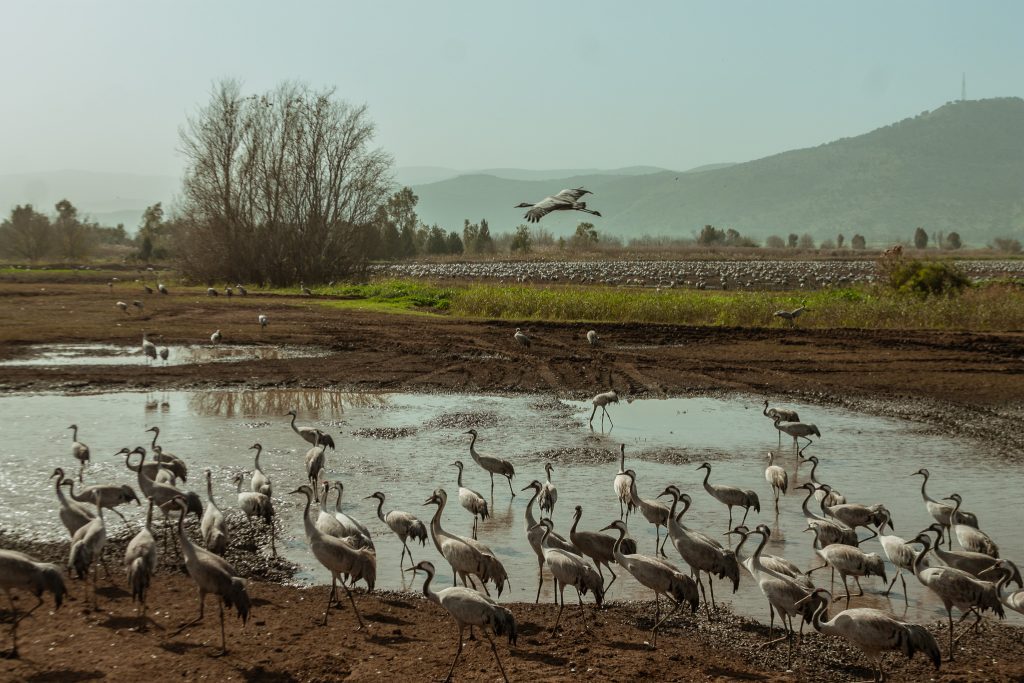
[554,187,591,202]
[524,195,570,222]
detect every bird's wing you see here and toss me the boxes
[554,187,591,202]
[524,195,572,222]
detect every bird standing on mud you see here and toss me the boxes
[515,187,602,223]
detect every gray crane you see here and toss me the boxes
[532,519,604,633]
[292,485,375,629]
[697,461,760,529]
[513,327,531,347]
[600,520,699,647]
[922,524,1017,586]
[305,430,329,488]
[539,462,558,518]
[980,560,1024,616]
[876,509,922,605]
[763,400,799,448]
[912,468,978,548]
[586,329,599,345]
[210,329,222,344]
[366,491,427,568]
[946,493,998,557]
[800,454,845,505]
[797,482,858,547]
[68,499,107,608]
[145,427,189,481]
[158,283,169,295]
[623,468,671,555]
[805,525,887,607]
[522,480,579,602]
[515,187,602,223]
[171,496,251,654]
[589,389,619,428]
[406,560,516,683]
[142,332,157,365]
[286,409,335,448]
[773,415,820,451]
[424,488,508,596]
[116,300,129,314]
[66,479,139,530]
[613,444,635,520]
[248,443,271,497]
[569,504,636,591]
[451,460,489,539]
[258,313,268,330]
[68,424,90,482]
[797,588,940,682]
[331,481,374,550]
[50,467,94,536]
[0,549,67,658]
[124,496,157,628]
[463,428,516,498]
[773,303,808,327]
[231,471,276,556]
[764,452,788,514]
[201,469,229,555]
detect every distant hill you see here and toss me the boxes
[395,164,671,187]
[412,98,1024,242]
[0,170,177,230]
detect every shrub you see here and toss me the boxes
[888,260,970,296]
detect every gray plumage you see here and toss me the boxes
[0,549,67,657]
[287,409,335,449]
[124,497,157,625]
[697,461,760,529]
[464,428,516,498]
[367,491,427,568]
[515,187,602,223]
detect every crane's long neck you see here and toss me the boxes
[71,425,78,441]
[253,447,262,472]
[763,402,770,418]
[374,496,386,524]
[701,467,712,490]
[149,429,158,450]
[949,497,962,521]
[749,530,775,578]
[66,480,86,503]
[427,501,446,553]
[177,505,196,562]
[290,413,299,434]
[801,487,821,520]
[569,509,581,538]
[144,498,154,530]
[665,492,681,536]
[54,474,69,504]
[912,538,932,580]
[918,473,934,504]
[524,488,539,531]
[732,531,751,566]
[300,490,318,541]
[619,446,625,472]
[334,486,344,513]
[468,435,481,464]
[807,459,819,484]
[130,450,151,490]
[455,466,463,488]
[206,475,219,509]
[809,593,832,633]
[419,566,439,605]
[545,467,553,485]
[610,526,627,564]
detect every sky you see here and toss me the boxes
[1,0,1022,177]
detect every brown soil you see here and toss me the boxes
[2,280,1024,681]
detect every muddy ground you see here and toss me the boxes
[1,280,1024,681]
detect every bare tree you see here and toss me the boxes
[0,205,52,261]
[175,80,393,285]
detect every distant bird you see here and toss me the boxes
[773,415,821,451]
[210,329,222,344]
[142,332,157,364]
[292,485,375,629]
[515,187,602,223]
[763,401,799,447]
[539,462,558,518]
[589,389,619,428]
[366,491,427,568]
[159,347,169,363]
[258,313,268,330]
[797,588,941,682]
[286,409,335,448]
[68,424,90,482]
[697,461,760,529]
[0,549,67,657]
[452,460,489,539]
[586,330,599,346]
[613,444,636,520]
[143,284,154,295]
[773,303,808,326]
[225,286,233,297]
[765,452,788,513]
[206,287,218,296]
[158,283,169,295]
[406,560,516,682]
[201,469,229,555]
[600,520,699,647]
[132,300,144,311]
[124,497,157,627]
[464,429,516,498]
[236,284,248,296]
[911,532,1004,661]
[248,443,271,497]
[172,496,250,654]
[116,301,129,313]
[513,327,531,348]
[300,282,313,296]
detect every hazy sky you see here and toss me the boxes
[2,1,1022,177]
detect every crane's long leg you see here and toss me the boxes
[446,625,466,682]
[946,609,955,661]
[322,576,336,625]
[727,507,734,530]
[853,576,865,597]
[899,572,908,606]
[619,498,624,520]
[589,405,597,425]
[535,559,544,604]
[883,569,900,596]
[740,505,752,526]
[708,575,717,609]
[215,601,227,656]
[484,630,509,683]
[505,475,515,498]
[576,588,589,629]
[551,580,564,633]
[658,527,670,556]
[695,575,710,621]
[652,592,659,648]
[605,563,618,591]
[652,597,680,644]
[472,516,478,540]
[603,406,613,428]
[339,578,366,631]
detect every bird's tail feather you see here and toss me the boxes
[128,557,150,603]
[901,623,941,670]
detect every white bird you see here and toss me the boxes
[600,520,699,647]
[515,187,602,223]
[981,560,1024,616]
[0,549,67,658]
[697,461,760,529]
[158,283,168,295]
[68,499,107,608]
[50,467,94,537]
[258,313,268,330]
[124,496,158,627]
[423,488,508,596]
[613,444,636,520]
[463,428,516,498]
[406,560,516,683]
[452,460,489,539]
[522,480,579,602]
[142,332,157,364]
[236,284,247,296]
[797,588,941,682]
[116,300,129,313]
[291,485,374,628]
[366,491,427,568]
[773,304,808,326]
[586,329,599,345]
[805,525,887,607]
[206,287,218,296]
[231,471,276,557]
[513,327,531,348]
[201,469,229,555]
[623,469,672,555]
[210,329,222,344]
[300,282,313,296]
[248,443,271,496]
[171,496,251,655]
[765,451,788,514]
[532,519,604,633]
[946,493,998,557]
[330,481,374,550]
[539,462,558,518]
[589,389,619,428]
[912,468,978,547]
[911,532,1004,661]
[68,423,90,482]
[224,286,233,297]
[773,415,821,451]
[286,409,335,448]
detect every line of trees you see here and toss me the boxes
[0,200,132,261]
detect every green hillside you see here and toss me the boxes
[412,98,1024,242]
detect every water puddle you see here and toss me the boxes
[2,388,1020,627]
[0,343,325,367]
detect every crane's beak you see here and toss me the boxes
[598,524,615,532]
[404,566,417,573]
